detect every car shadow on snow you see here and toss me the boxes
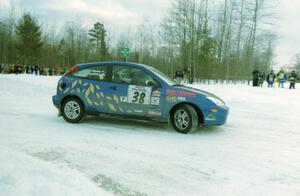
[83,115,172,133]
[81,115,223,135]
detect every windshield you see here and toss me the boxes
[148,67,178,86]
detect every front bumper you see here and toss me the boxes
[203,105,229,125]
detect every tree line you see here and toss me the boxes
[0,0,287,80]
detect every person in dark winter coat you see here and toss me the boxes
[252,69,260,87]
[174,68,184,84]
[288,70,298,89]
[266,70,276,87]
[34,65,39,75]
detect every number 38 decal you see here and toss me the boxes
[132,92,146,104]
[128,85,152,105]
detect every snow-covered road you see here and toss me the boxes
[0,74,299,196]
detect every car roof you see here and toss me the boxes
[76,61,151,70]
[74,61,172,87]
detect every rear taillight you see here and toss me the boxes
[65,65,78,75]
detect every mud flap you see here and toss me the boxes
[57,109,62,117]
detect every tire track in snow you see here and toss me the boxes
[28,148,149,196]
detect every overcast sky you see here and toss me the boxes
[0,0,299,66]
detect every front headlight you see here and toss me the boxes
[207,97,225,106]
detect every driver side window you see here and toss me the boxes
[112,65,160,87]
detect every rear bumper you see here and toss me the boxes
[52,95,61,109]
[52,95,62,116]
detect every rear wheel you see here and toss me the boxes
[62,97,84,123]
[171,104,198,134]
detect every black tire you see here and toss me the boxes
[61,97,84,123]
[171,104,198,134]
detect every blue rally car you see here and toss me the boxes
[52,62,229,133]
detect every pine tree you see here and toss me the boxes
[15,13,43,65]
[88,22,107,61]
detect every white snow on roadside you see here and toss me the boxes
[0,147,112,196]
[0,74,299,196]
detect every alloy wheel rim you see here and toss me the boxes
[174,109,189,130]
[64,100,80,120]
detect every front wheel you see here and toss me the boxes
[171,104,198,134]
[61,97,84,123]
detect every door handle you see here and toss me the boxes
[109,86,117,91]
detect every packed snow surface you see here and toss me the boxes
[0,74,299,196]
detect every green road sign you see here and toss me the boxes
[121,48,130,58]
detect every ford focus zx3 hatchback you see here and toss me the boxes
[52,62,229,134]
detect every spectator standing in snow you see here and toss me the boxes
[183,67,189,83]
[277,68,286,88]
[33,65,38,75]
[174,68,184,84]
[14,64,21,74]
[0,64,3,73]
[252,69,260,87]
[258,71,265,87]
[266,70,276,87]
[25,65,29,74]
[28,66,32,74]
[39,66,44,75]
[288,70,298,89]
[49,68,53,76]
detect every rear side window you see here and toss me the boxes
[71,65,110,81]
